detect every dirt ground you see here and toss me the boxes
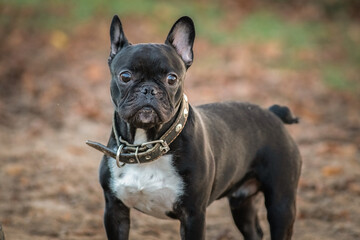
[1,15,360,240]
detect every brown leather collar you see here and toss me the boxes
[86,94,189,167]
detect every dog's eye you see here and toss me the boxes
[167,74,178,85]
[119,71,132,83]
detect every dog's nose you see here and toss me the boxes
[140,85,158,95]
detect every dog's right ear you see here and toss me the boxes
[109,15,129,64]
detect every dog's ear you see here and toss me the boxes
[165,16,195,68]
[109,15,129,64]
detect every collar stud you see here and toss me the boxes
[176,123,182,132]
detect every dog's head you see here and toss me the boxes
[108,16,195,129]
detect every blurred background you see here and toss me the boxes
[0,0,359,239]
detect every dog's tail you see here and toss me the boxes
[269,104,299,124]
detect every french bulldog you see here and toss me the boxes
[96,15,302,240]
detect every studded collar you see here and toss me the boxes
[86,94,189,167]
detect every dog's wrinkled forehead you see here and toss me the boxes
[111,44,186,76]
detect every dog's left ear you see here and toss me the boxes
[109,15,129,64]
[165,16,195,68]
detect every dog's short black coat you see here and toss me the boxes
[98,15,302,240]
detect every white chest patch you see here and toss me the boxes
[108,129,184,219]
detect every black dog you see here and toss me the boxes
[89,15,302,240]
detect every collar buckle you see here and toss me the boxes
[140,139,169,154]
[159,141,170,154]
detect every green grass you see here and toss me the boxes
[236,11,321,48]
[322,67,351,90]
[234,11,325,68]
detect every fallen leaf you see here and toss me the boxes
[50,30,68,50]
[322,166,344,177]
[3,164,26,177]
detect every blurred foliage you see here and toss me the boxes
[236,12,320,48]
[0,0,359,93]
[271,0,360,20]
[313,0,360,20]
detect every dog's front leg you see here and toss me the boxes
[103,192,130,240]
[180,210,206,240]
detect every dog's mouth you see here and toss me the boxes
[130,106,161,129]
[136,107,159,124]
